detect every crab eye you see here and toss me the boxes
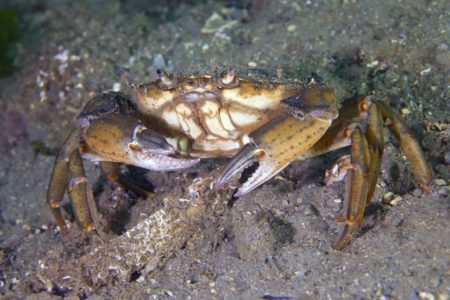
[157,69,176,89]
[219,67,239,88]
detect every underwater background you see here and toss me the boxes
[0,0,448,298]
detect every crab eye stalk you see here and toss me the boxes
[218,67,239,88]
[157,69,177,89]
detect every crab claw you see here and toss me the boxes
[216,142,288,197]
[218,115,333,196]
[82,113,200,171]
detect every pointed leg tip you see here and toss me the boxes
[421,184,431,193]
[333,223,359,250]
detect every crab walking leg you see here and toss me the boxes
[46,129,80,234]
[218,115,332,196]
[99,161,153,197]
[67,150,94,231]
[99,161,121,183]
[334,127,371,250]
[377,101,432,191]
[328,105,384,249]
[365,103,384,204]
[303,97,430,196]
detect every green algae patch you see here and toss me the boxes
[0,8,20,77]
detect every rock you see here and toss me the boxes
[444,152,450,165]
[401,108,411,115]
[247,61,257,68]
[434,179,447,186]
[201,12,238,34]
[287,24,297,32]
[412,188,423,197]
[383,192,402,206]
[152,53,165,69]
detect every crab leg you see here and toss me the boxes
[47,129,80,234]
[306,96,431,249]
[99,161,153,197]
[218,115,332,196]
[303,97,431,195]
[67,150,94,231]
[48,110,199,234]
[376,101,432,191]
[333,127,371,250]
[47,129,98,233]
[365,103,384,203]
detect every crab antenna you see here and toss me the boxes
[208,43,211,74]
[157,69,173,87]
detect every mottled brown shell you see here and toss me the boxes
[133,69,336,157]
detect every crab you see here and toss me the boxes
[47,68,432,250]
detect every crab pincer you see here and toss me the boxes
[217,113,334,196]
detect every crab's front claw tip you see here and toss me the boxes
[216,143,258,188]
[216,143,282,197]
[132,126,201,170]
[234,158,280,197]
[131,124,175,156]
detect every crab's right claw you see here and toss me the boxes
[81,114,200,171]
[218,115,333,196]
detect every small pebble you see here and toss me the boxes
[418,291,435,300]
[401,108,411,115]
[412,188,423,197]
[434,179,446,186]
[153,53,165,69]
[390,195,403,206]
[383,192,402,205]
[287,24,297,32]
[247,61,257,68]
[420,67,432,76]
[444,152,450,165]
[201,12,237,34]
[112,82,121,92]
[366,60,379,68]
[383,192,394,201]
[136,276,146,284]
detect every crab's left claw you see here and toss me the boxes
[218,114,334,196]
